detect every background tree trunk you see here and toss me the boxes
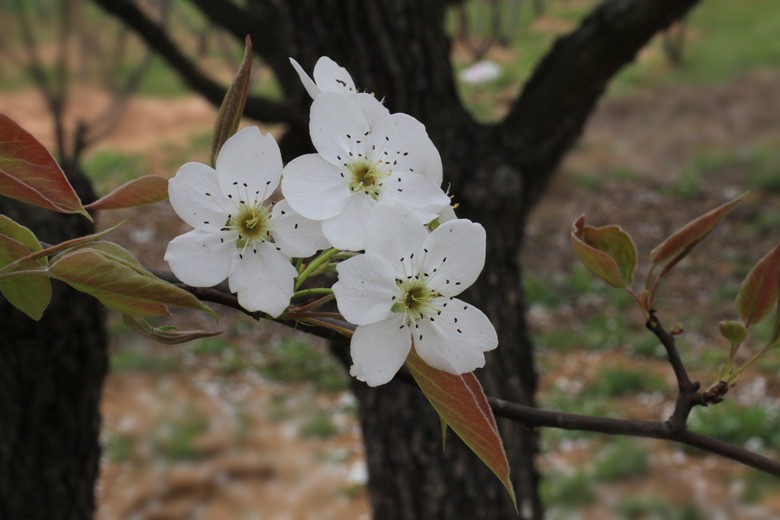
[81,0,699,516]
[0,168,107,520]
[286,2,542,517]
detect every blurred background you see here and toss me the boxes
[1,0,779,518]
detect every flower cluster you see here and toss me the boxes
[166,57,497,386]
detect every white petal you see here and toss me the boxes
[364,203,428,277]
[228,243,296,317]
[269,199,328,258]
[289,57,321,99]
[419,219,486,297]
[313,56,357,93]
[349,316,411,387]
[216,127,282,203]
[282,154,351,220]
[333,253,399,326]
[350,93,390,127]
[414,297,497,375]
[164,229,235,287]
[168,162,230,231]
[378,171,451,224]
[310,93,369,165]
[367,113,431,173]
[437,204,457,224]
[421,140,443,186]
[321,193,376,251]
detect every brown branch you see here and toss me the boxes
[500,0,700,206]
[89,0,296,124]
[148,267,780,477]
[185,0,299,93]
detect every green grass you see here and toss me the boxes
[192,337,233,357]
[537,313,644,353]
[593,439,651,482]
[110,347,180,373]
[82,150,148,195]
[103,433,135,463]
[541,470,596,509]
[298,411,340,439]
[614,0,780,92]
[739,470,780,503]
[258,339,348,393]
[451,0,780,121]
[688,400,780,451]
[585,367,666,398]
[152,407,209,461]
[613,496,702,520]
[134,57,190,98]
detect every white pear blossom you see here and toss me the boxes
[282,92,450,251]
[289,56,443,186]
[164,127,324,317]
[290,56,390,127]
[332,204,498,386]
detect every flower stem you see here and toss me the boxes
[293,287,333,299]
[295,248,338,290]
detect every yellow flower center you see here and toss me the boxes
[227,203,270,249]
[348,160,387,199]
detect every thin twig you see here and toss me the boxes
[146,267,780,477]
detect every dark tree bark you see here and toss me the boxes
[0,168,107,520]
[89,0,699,518]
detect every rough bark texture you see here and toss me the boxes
[0,168,107,520]
[283,2,542,517]
[88,0,699,517]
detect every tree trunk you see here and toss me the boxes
[288,1,542,517]
[87,0,701,517]
[0,168,107,520]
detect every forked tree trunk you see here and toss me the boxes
[288,1,542,517]
[0,168,107,520]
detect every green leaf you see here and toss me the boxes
[85,175,168,210]
[210,36,253,167]
[0,228,51,320]
[406,348,517,511]
[719,320,748,346]
[49,246,216,318]
[0,219,128,275]
[0,113,89,218]
[650,194,745,278]
[123,315,222,344]
[736,242,780,327]
[571,215,637,288]
[0,214,43,252]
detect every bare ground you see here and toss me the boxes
[1,66,779,518]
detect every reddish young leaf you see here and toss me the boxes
[406,348,517,511]
[571,215,637,288]
[49,247,215,318]
[650,194,745,277]
[211,36,253,167]
[737,242,780,327]
[85,175,168,210]
[0,113,89,217]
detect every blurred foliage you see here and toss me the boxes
[688,400,780,451]
[585,367,667,398]
[259,339,348,393]
[541,470,596,509]
[593,439,651,481]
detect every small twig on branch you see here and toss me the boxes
[90,0,296,124]
[646,311,710,432]
[147,267,780,477]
